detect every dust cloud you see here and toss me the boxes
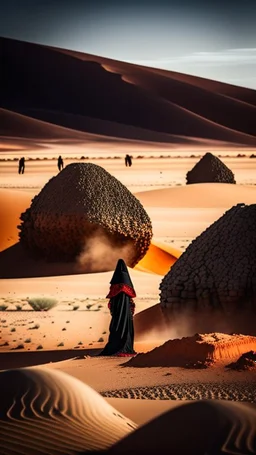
[75,228,136,273]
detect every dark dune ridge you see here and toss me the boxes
[1,36,256,147]
[108,400,256,455]
[186,152,236,184]
[159,203,256,335]
[18,162,152,268]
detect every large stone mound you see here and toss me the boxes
[160,204,256,323]
[18,163,152,267]
[186,152,236,184]
[126,333,256,367]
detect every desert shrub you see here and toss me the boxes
[0,305,8,311]
[28,298,57,311]
[98,337,104,342]
[24,338,31,343]
[10,328,16,332]
[57,342,64,347]
[86,304,94,310]
[16,304,23,311]
[78,341,83,345]
[72,305,79,311]
[37,345,43,350]
[29,323,40,330]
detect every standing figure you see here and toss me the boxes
[125,154,130,167]
[57,155,64,171]
[128,155,132,166]
[18,157,25,174]
[100,259,137,357]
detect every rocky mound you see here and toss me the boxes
[226,350,256,371]
[160,204,256,324]
[18,163,152,267]
[186,152,236,184]
[126,333,256,367]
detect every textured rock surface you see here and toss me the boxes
[186,152,236,184]
[18,163,152,266]
[126,333,256,367]
[160,204,256,316]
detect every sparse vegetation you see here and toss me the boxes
[15,304,23,311]
[10,328,16,332]
[57,342,64,347]
[78,341,83,345]
[27,297,58,311]
[98,337,104,342]
[0,305,8,311]
[62,327,66,331]
[102,331,107,334]
[36,345,43,350]
[72,305,79,311]
[24,338,32,343]
[86,304,94,310]
[29,323,40,330]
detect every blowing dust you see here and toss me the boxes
[75,228,136,273]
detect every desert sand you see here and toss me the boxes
[1,36,256,454]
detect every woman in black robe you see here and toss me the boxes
[100,259,137,357]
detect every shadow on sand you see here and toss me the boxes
[0,348,102,370]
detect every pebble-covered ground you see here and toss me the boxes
[101,382,256,402]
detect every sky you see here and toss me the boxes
[1,0,256,89]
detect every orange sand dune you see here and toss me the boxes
[0,367,136,454]
[135,183,256,208]
[2,36,256,147]
[135,242,181,275]
[0,189,34,251]
[127,333,256,367]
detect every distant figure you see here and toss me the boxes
[18,157,25,174]
[125,154,132,167]
[125,154,130,167]
[99,259,137,357]
[57,155,64,171]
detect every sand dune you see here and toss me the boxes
[135,183,256,208]
[109,400,256,455]
[126,333,256,367]
[0,367,136,455]
[2,37,256,147]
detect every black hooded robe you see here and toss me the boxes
[100,259,137,357]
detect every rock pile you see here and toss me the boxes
[18,163,152,266]
[160,204,256,316]
[126,333,256,368]
[186,152,236,184]
[226,351,256,371]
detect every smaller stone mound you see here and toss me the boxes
[226,351,256,371]
[125,333,256,368]
[186,152,236,184]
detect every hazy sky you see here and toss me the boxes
[1,0,256,89]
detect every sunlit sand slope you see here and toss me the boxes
[0,367,136,455]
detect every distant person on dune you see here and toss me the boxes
[57,155,64,171]
[99,259,137,357]
[125,154,132,167]
[18,157,25,174]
